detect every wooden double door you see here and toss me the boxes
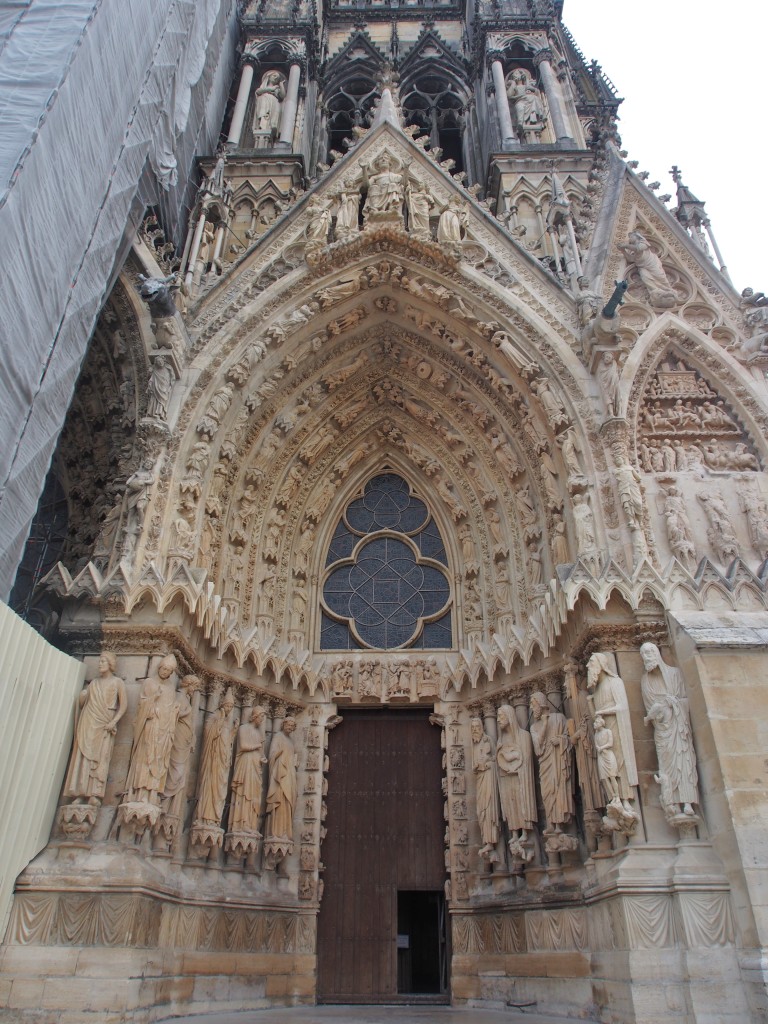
[317,709,447,1003]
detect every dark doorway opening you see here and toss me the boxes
[316,709,447,1004]
[397,890,448,996]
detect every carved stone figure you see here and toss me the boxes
[743,492,768,559]
[496,705,537,847]
[470,716,500,860]
[363,150,405,224]
[253,70,286,142]
[597,351,621,418]
[63,652,127,805]
[194,688,236,827]
[506,69,546,135]
[566,680,602,815]
[529,692,574,833]
[558,427,585,482]
[137,273,179,318]
[123,654,180,811]
[305,196,333,245]
[532,377,568,428]
[335,181,361,241]
[145,354,174,421]
[619,231,676,307]
[612,448,644,531]
[264,716,298,866]
[157,674,198,837]
[586,653,638,812]
[572,492,599,570]
[698,490,739,563]
[437,196,467,245]
[593,715,621,803]
[640,643,699,820]
[405,176,433,239]
[122,458,155,559]
[228,705,267,835]
[546,515,568,568]
[662,486,697,567]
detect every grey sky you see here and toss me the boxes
[564,1,767,292]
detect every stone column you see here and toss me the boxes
[277,62,302,149]
[490,59,517,149]
[534,49,573,145]
[704,218,731,280]
[227,62,255,148]
[184,211,207,289]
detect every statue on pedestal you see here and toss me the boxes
[119,654,180,832]
[192,689,236,839]
[61,652,127,839]
[586,653,640,834]
[264,716,298,868]
[640,642,699,824]
[253,70,286,145]
[529,691,574,835]
[226,706,268,859]
[495,705,536,859]
[470,716,500,862]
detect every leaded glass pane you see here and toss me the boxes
[321,473,452,650]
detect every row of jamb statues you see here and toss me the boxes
[60,652,298,869]
[471,645,701,862]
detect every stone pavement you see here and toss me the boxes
[157,1005,583,1024]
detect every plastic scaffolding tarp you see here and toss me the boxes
[0,0,234,599]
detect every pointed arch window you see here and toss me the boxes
[320,473,452,651]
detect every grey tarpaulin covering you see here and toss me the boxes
[0,0,236,599]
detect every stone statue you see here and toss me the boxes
[264,716,298,866]
[335,181,361,242]
[551,512,570,565]
[437,195,467,245]
[145,353,174,421]
[253,70,286,142]
[558,426,584,482]
[698,491,740,563]
[743,492,768,560]
[662,486,696,568]
[405,176,433,240]
[612,447,644,531]
[586,653,638,813]
[566,680,603,816]
[572,492,599,571]
[137,273,179,318]
[619,231,676,308]
[640,643,699,821]
[305,196,333,245]
[63,652,127,805]
[123,654,180,811]
[529,692,574,833]
[495,705,537,849]
[228,704,268,839]
[363,150,405,224]
[470,716,500,860]
[121,457,155,559]
[194,688,236,827]
[597,351,621,418]
[593,715,622,803]
[506,69,546,133]
[156,674,198,840]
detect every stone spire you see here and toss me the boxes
[671,165,730,280]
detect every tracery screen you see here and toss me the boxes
[321,473,452,651]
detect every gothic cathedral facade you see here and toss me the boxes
[4,1,768,1022]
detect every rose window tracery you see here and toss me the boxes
[320,473,452,650]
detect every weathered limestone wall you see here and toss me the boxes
[670,611,768,1022]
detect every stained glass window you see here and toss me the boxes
[321,473,452,650]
